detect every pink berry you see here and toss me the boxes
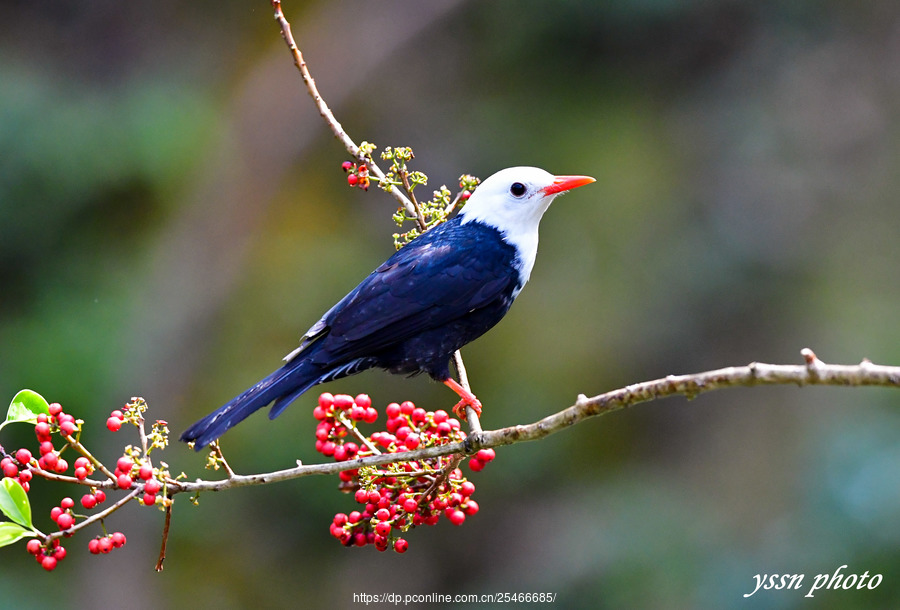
[50,507,62,522]
[34,421,51,437]
[333,394,354,410]
[138,463,153,480]
[106,416,122,432]
[110,410,124,419]
[60,497,74,510]
[2,461,18,478]
[41,556,57,571]
[53,458,68,474]
[460,481,476,496]
[375,508,390,521]
[18,470,32,483]
[354,489,368,504]
[354,394,372,409]
[88,538,101,554]
[98,537,113,554]
[93,490,106,504]
[74,457,90,470]
[74,467,88,480]
[403,498,418,513]
[48,403,63,417]
[81,494,97,509]
[400,401,415,415]
[385,403,401,419]
[144,479,161,495]
[117,473,132,489]
[341,160,354,172]
[59,420,77,436]
[26,539,42,555]
[38,441,53,456]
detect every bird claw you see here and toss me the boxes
[452,396,482,419]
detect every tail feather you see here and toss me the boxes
[180,360,321,449]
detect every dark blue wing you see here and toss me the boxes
[297,218,519,364]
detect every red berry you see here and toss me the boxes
[53,458,68,474]
[111,532,126,548]
[26,539,42,555]
[447,509,466,526]
[404,434,420,450]
[88,538,101,554]
[34,422,51,437]
[433,410,449,424]
[468,458,484,472]
[98,537,113,554]
[15,448,32,465]
[347,173,359,186]
[143,493,157,506]
[41,556,57,571]
[2,461,18,478]
[400,401,415,415]
[106,416,122,432]
[74,467,88,480]
[52,545,66,560]
[60,497,74,509]
[48,403,63,417]
[354,394,372,409]
[19,481,29,492]
[375,508,390,521]
[117,473,133,489]
[138,463,153,480]
[333,513,348,526]
[463,500,480,515]
[110,409,124,419]
[74,457,90,470]
[341,161,354,172]
[476,448,496,463]
[41,452,58,470]
[333,394,354,410]
[18,469,32,483]
[460,481,476,496]
[363,407,379,424]
[403,498,418,513]
[59,420,77,436]
[81,494,97,509]
[375,521,391,536]
[354,489,368,504]
[93,490,106,504]
[393,538,409,553]
[38,441,54,456]
[144,479,161,495]
[333,445,348,461]
[116,456,132,473]
[385,403,401,419]
[56,513,74,530]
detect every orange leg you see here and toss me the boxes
[443,378,482,418]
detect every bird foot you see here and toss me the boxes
[452,397,482,419]
[444,378,482,419]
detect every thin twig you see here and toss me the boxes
[155,504,172,572]
[44,488,142,545]
[270,0,415,218]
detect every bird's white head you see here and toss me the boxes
[459,166,595,284]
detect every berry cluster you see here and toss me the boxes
[1,396,168,571]
[314,393,494,553]
[342,160,370,190]
[26,538,66,572]
[87,532,126,555]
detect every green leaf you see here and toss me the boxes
[0,522,32,547]
[1,389,50,431]
[0,478,33,528]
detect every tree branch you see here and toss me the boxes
[170,349,900,494]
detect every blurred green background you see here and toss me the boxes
[2,0,900,608]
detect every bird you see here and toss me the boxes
[181,166,595,448]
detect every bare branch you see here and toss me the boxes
[171,350,900,494]
[270,0,415,218]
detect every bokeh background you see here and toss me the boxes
[2,1,900,608]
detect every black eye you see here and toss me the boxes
[510,182,527,197]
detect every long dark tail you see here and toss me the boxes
[180,358,323,449]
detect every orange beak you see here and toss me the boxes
[541,175,596,196]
